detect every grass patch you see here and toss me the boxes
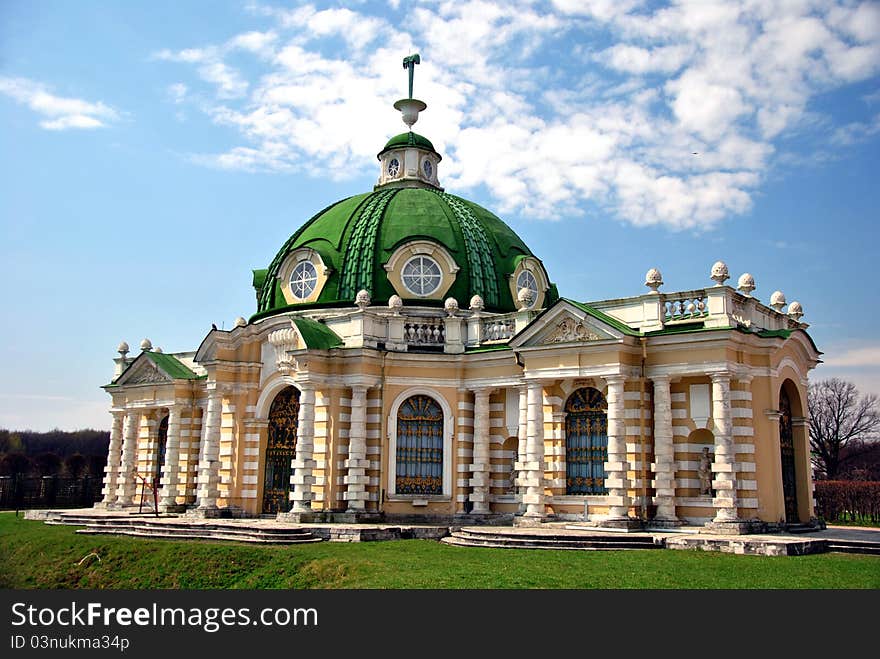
[1,513,877,589]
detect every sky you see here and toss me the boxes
[1,0,879,431]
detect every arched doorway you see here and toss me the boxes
[779,385,798,522]
[155,415,168,484]
[565,387,608,495]
[262,386,300,514]
[395,394,444,495]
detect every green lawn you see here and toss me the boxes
[1,513,877,589]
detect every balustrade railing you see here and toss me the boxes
[481,317,516,342]
[403,320,445,345]
[663,294,708,322]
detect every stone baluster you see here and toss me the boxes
[116,410,141,506]
[289,384,316,513]
[651,375,679,525]
[195,387,222,512]
[159,404,184,511]
[100,410,125,506]
[711,372,739,523]
[469,388,493,514]
[603,375,635,525]
[344,385,370,513]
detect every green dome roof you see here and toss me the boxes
[253,188,556,318]
[379,132,439,158]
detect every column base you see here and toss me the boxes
[276,511,320,523]
[454,512,509,526]
[600,517,645,530]
[701,520,761,535]
[186,506,225,519]
[158,503,186,514]
[648,518,684,529]
[513,515,547,528]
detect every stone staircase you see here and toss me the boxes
[824,538,880,556]
[46,513,321,545]
[441,526,663,551]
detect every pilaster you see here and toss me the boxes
[100,410,124,506]
[651,375,680,525]
[469,388,493,514]
[159,404,184,511]
[116,410,140,506]
[289,384,316,512]
[344,385,370,512]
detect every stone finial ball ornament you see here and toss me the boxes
[770,290,786,312]
[234,316,247,328]
[153,347,163,354]
[469,294,485,311]
[355,289,371,310]
[139,338,152,352]
[517,287,535,310]
[787,300,803,320]
[117,341,129,354]
[388,294,403,312]
[645,268,663,293]
[710,261,729,286]
[737,273,756,296]
[444,297,459,316]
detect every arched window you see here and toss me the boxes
[263,386,300,514]
[565,387,608,495]
[395,395,444,495]
[779,385,798,522]
[155,415,168,483]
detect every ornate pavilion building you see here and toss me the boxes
[98,58,821,532]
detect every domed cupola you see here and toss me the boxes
[251,54,558,321]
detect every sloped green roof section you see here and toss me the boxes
[144,352,199,379]
[565,299,642,336]
[254,187,557,319]
[291,317,343,350]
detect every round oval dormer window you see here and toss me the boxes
[402,255,443,296]
[289,261,318,300]
[387,158,400,177]
[422,159,433,179]
[516,270,539,308]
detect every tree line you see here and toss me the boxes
[0,428,109,479]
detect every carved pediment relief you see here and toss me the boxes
[541,315,608,344]
[119,360,171,385]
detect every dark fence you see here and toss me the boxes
[0,475,103,510]
[814,480,880,523]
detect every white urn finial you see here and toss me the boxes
[737,273,756,297]
[787,300,803,321]
[517,287,534,311]
[139,338,152,352]
[355,289,371,310]
[234,316,247,328]
[388,294,403,315]
[469,294,485,312]
[710,261,729,286]
[770,290,786,312]
[645,268,663,294]
[444,297,459,317]
[117,341,129,356]
[153,347,163,354]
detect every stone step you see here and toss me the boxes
[453,527,656,548]
[54,516,314,538]
[445,529,662,551]
[440,536,658,551]
[76,528,322,544]
[825,540,880,556]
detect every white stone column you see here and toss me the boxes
[158,404,184,511]
[603,375,632,521]
[650,375,678,524]
[517,381,545,519]
[289,384,316,512]
[711,372,738,522]
[469,388,493,514]
[100,410,125,506]
[195,388,222,512]
[344,385,370,513]
[116,410,140,506]
[517,385,528,512]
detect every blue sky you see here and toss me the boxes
[1,0,879,431]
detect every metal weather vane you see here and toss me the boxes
[402,53,420,99]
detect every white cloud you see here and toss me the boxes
[156,0,880,230]
[0,76,120,130]
[823,346,880,369]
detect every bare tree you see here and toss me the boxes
[808,378,880,479]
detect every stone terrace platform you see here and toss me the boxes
[22,509,880,556]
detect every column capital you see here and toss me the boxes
[604,374,627,386]
[709,370,733,383]
[296,381,316,393]
[651,374,671,385]
[471,386,496,397]
[350,384,369,396]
